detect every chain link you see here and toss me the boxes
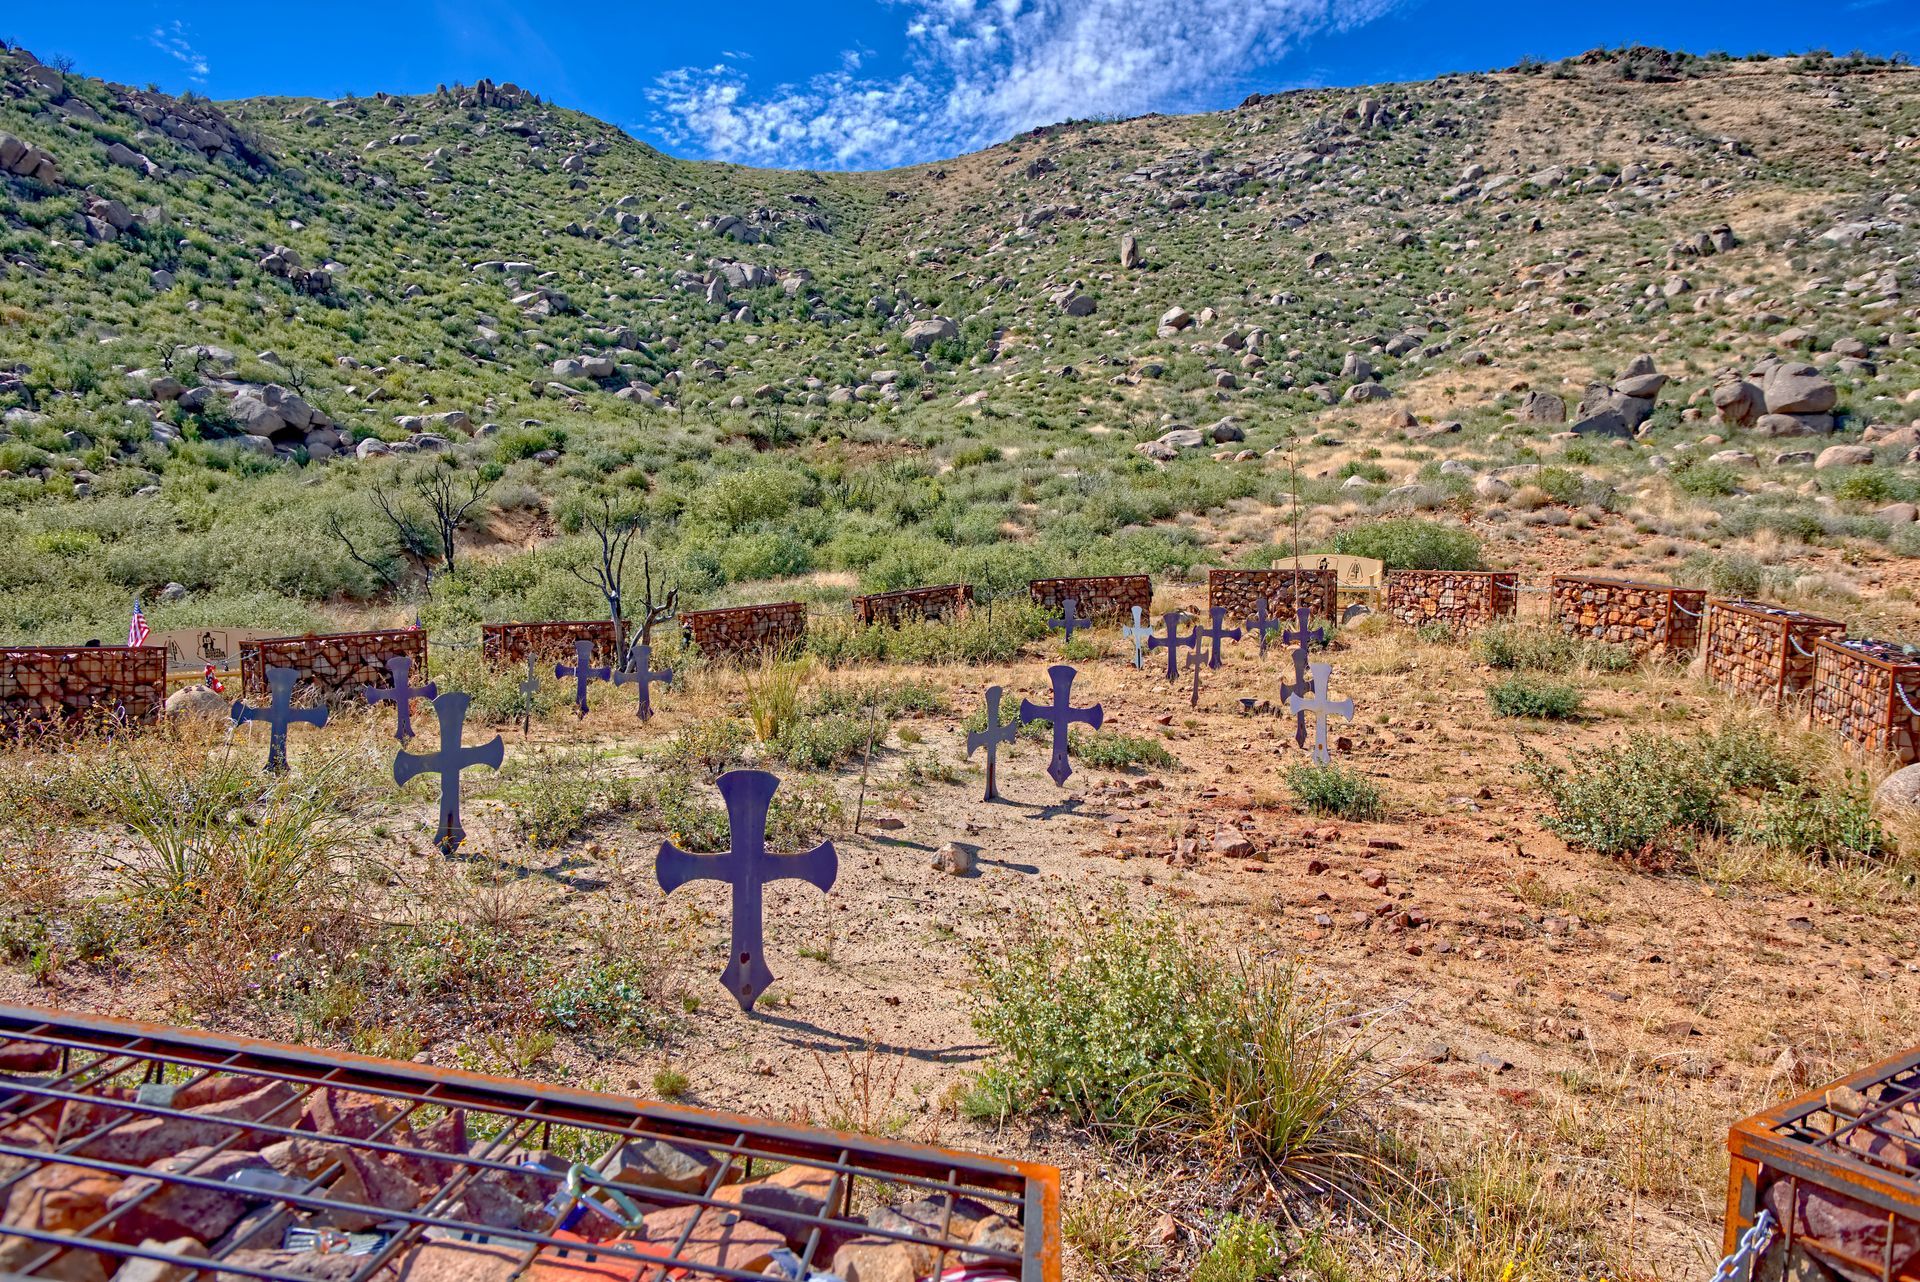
[1709,1209,1776,1282]
[1897,683,1920,720]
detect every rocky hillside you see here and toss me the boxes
[1,41,1918,641]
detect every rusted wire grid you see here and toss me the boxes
[1725,1042,1920,1282]
[0,1005,1060,1281]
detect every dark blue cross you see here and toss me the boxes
[966,685,1020,802]
[230,667,327,773]
[361,654,437,742]
[1020,664,1103,788]
[613,641,673,721]
[1282,602,1326,748]
[1146,611,1198,681]
[1198,607,1242,670]
[554,638,611,719]
[656,770,837,1013]
[1248,596,1282,656]
[393,691,504,854]
[518,654,541,734]
[1048,596,1086,641]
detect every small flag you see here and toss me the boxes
[409,613,423,631]
[202,663,225,693]
[127,598,149,648]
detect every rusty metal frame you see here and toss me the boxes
[1547,574,1708,654]
[1703,598,1845,706]
[239,628,428,700]
[1726,1043,1920,1281]
[0,1004,1061,1281]
[1811,636,1920,764]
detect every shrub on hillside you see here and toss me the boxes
[1329,520,1481,571]
[1285,763,1385,820]
[1488,676,1583,720]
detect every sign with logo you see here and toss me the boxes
[149,627,280,672]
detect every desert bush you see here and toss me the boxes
[743,656,812,742]
[1737,776,1888,862]
[497,749,636,847]
[1520,736,1723,866]
[968,912,1387,1186]
[1472,623,1632,674]
[1488,676,1584,719]
[1285,762,1385,820]
[1330,519,1481,570]
[660,719,752,779]
[770,713,879,770]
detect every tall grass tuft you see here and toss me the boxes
[743,655,811,742]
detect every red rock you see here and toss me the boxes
[638,1205,784,1274]
[712,1163,837,1246]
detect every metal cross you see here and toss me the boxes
[361,654,437,742]
[230,667,327,773]
[656,770,837,1013]
[393,691,504,855]
[1281,602,1325,747]
[554,638,611,719]
[1120,605,1153,670]
[1248,596,1282,656]
[1288,660,1354,766]
[1198,607,1243,670]
[518,654,541,734]
[1146,611,1198,681]
[1019,664,1103,788]
[965,685,1020,802]
[1048,596,1085,642]
[613,641,673,721]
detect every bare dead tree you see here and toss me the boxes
[563,493,676,655]
[412,465,491,580]
[636,550,679,647]
[323,509,404,592]
[368,483,438,580]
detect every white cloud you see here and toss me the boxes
[149,21,210,84]
[649,0,1394,168]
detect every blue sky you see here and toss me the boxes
[7,0,1917,171]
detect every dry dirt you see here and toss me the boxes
[9,571,1920,1280]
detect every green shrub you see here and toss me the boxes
[1487,676,1583,720]
[1737,776,1888,862]
[1068,728,1176,771]
[968,913,1384,1182]
[1193,1215,1287,1282]
[660,719,752,779]
[1670,460,1740,498]
[1330,519,1481,571]
[769,713,878,770]
[498,750,635,848]
[1472,623,1632,674]
[1285,763,1385,820]
[1679,551,1765,598]
[1521,736,1725,866]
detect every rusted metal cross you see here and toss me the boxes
[1048,596,1086,642]
[613,641,673,721]
[1020,664,1103,788]
[361,654,437,742]
[1146,611,1198,681]
[1120,605,1153,669]
[966,685,1020,802]
[554,638,611,719]
[656,770,837,1013]
[230,667,327,773]
[1248,596,1282,656]
[1288,661,1354,766]
[1197,607,1242,670]
[393,691,504,855]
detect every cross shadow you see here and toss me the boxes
[442,848,608,893]
[977,857,1039,875]
[749,1010,995,1065]
[1009,796,1084,821]
[859,833,938,854]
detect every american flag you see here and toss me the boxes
[202,663,225,693]
[126,598,149,648]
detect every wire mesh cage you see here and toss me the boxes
[0,1005,1060,1281]
[1726,1044,1920,1282]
